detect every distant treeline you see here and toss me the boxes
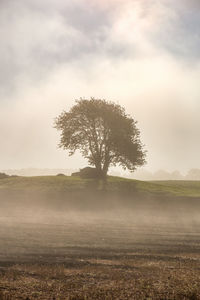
[1,168,200,181]
[127,168,200,181]
[1,168,77,177]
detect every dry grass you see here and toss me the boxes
[0,255,200,299]
[1,218,200,299]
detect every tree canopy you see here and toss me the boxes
[55,98,146,178]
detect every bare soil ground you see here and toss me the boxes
[0,213,200,299]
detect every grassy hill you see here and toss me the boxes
[1,175,200,196]
[0,175,200,211]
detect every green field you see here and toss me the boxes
[1,175,200,197]
[0,175,200,216]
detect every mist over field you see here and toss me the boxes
[0,175,200,298]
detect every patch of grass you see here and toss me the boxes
[108,176,200,198]
[150,180,200,197]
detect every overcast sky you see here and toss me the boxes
[0,0,200,173]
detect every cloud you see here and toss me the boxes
[1,0,199,96]
[152,1,200,61]
[0,0,200,172]
[0,0,113,96]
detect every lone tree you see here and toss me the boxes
[55,98,146,178]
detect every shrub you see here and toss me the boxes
[0,173,9,179]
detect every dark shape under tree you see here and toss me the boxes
[55,98,146,178]
[72,167,100,179]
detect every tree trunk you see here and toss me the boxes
[102,161,109,178]
[95,162,103,178]
[95,157,109,179]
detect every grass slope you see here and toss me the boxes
[0,175,200,198]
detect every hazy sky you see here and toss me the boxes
[0,0,200,173]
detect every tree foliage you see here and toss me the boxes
[55,98,146,178]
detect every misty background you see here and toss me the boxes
[2,168,200,181]
[0,0,200,174]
